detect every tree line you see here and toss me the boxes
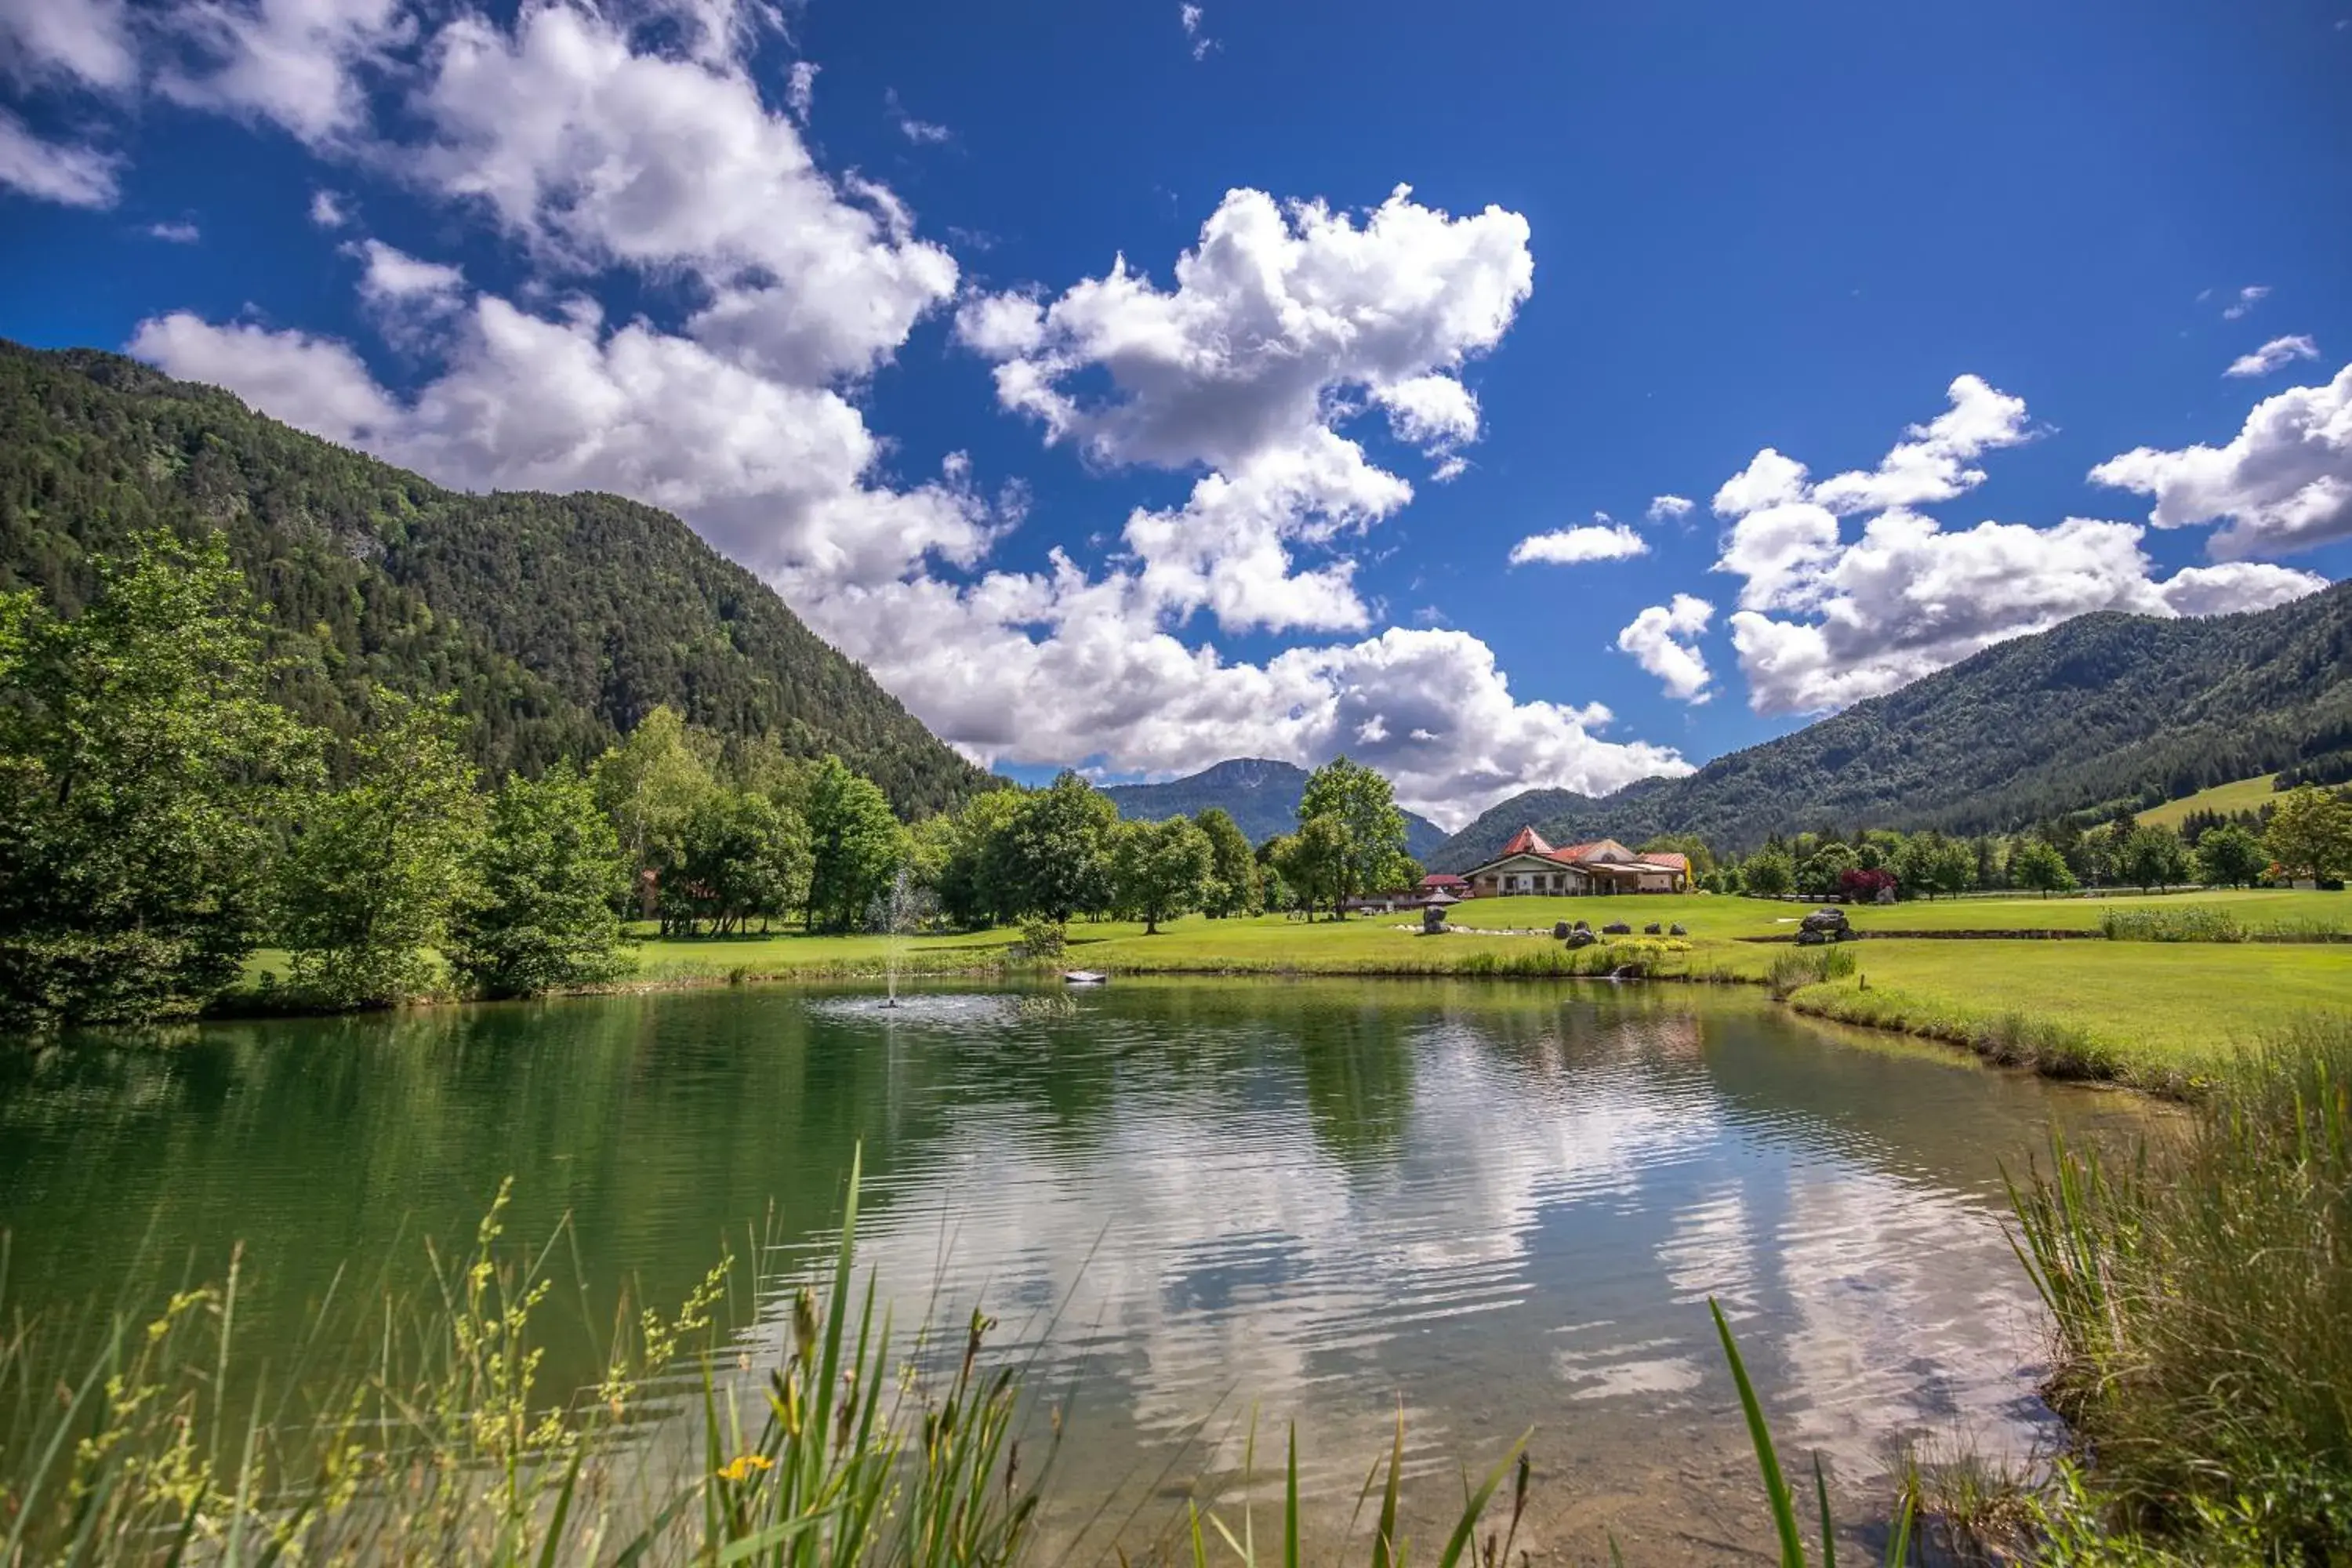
[1707,793,2352,904]
[0,533,1429,1031]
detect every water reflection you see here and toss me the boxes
[0,978,2146,1559]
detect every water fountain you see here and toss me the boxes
[880,865,911,1007]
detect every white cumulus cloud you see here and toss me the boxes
[2223,334,2319,379]
[116,1,1683,829]
[2090,364,2352,558]
[0,109,119,207]
[1508,521,1649,566]
[1616,595,1714,702]
[1706,378,2328,714]
[1645,493,1693,523]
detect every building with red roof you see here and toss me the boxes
[1461,830,1690,897]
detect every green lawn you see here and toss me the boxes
[1783,939,2352,1092]
[2140,772,2279,829]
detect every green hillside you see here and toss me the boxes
[1102,757,1450,859]
[1432,586,2352,868]
[2140,773,2281,830]
[0,342,988,815]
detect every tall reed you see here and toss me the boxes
[2007,1019,2352,1557]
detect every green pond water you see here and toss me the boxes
[0,978,2152,1561]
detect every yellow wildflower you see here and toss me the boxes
[716,1453,775,1483]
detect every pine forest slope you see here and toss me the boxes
[1432,583,2352,869]
[1102,757,1451,860]
[0,341,989,815]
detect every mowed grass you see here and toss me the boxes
[1784,940,2352,1091]
[2139,772,2280,829]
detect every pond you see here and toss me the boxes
[0,978,2151,1560]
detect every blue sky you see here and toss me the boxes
[4,0,2349,826]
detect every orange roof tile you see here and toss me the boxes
[1499,826,1553,857]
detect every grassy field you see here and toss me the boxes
[229,887,2352,1091]
[2139,771,2278,828]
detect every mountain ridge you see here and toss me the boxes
[1102,757,1451,860]
[1429,585,2352,869]
[0,340,990,815]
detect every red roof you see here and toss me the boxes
[1418,873,1469,888]
[1499,826,1553,857]
[1642,851,1690,872]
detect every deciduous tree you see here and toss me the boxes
[2193,823,2267,889]
[279,690,485,1008]
[804,757,906,932]
[447,764,630,996]
[1194,808,1261,917]
[2266,786,2352,884]
[1110,816,1215,934]
[0,532,320,1028]
[2010,837,2078,898]
[1298,757,1408,916]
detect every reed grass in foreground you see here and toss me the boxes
[2009,1018,2352,1561]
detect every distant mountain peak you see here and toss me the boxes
[1102,757,1447,860]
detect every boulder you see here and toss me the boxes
[1421,905,1450,935]
[1796,927,1829,946]
[1602,921,1633,935]
[1668,923,1687,936]
[1553,920,1573,940]
[1800,907,1851,935]
[1875,886,1898,906]
[1642,922,1663,935]
[1573,919,1592,932]
[1566,928,1598,949]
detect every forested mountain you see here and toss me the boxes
[1103,757,1450,860]
[1432,582,2352,868]
[0,341,987,815]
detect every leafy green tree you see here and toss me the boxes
[447,764,630,996]
[279,690,486,1008]
[1110,816,1215,934]
[1276,815,1351,920]
[2266,786,2352,884]
[1797,840,1857,897]
[2010,837,2078,898]
[591,706,720,920]
[2194,823,2268,889]
[1194,808,1261,917]
[1257,833,1301,916]
[1740,846,1795,898]
[0,532,321,1028]
[1000,771,1117,924]
[1893,831,1976,898]
[927,788,1025,929]
[804,757,905,931]
[2117,823,2193,892]
[1297,757,1408,916]
[676,789,812,935]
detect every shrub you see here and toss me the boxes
[1018,917,1068,961]
[1766,944,1857,998]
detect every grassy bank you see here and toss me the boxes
[218,889,2352,1091]
[2010,1019,2352,1561]
[1777,940,2352,1094]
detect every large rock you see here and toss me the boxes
[1602,921,1632,935]
[1800,907,1851,935]
[1668,923,1687,936]
[1643,922,1663,935]
[1566,928,1598,949]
